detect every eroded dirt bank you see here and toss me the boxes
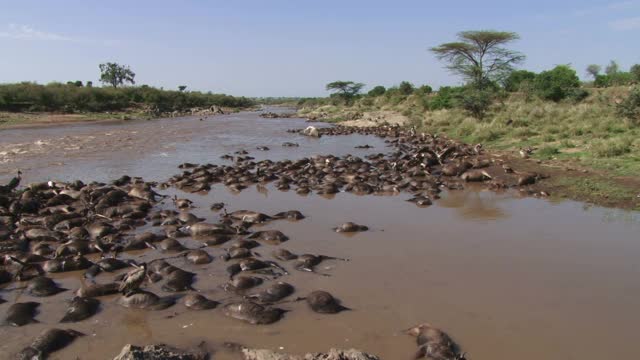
[0,110,639,360]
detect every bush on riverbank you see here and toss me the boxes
[0,82,254,113]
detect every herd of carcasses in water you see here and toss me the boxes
[0,124,548,359]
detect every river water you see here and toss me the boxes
[0,110,639,359]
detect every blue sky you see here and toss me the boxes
[0,0,638,97]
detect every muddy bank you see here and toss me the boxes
[0,111,147,130]
[0,110,639,360]
[0,106,234,131]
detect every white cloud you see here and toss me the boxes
[609,16,640,30]
[0,24,74,41]
[574,1,639,16]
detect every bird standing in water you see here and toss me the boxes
[119,262,147,295]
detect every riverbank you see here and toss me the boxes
[0,106,248,130]
[296,88,640,210]
[0,110,150,129]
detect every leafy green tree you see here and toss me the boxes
[503,70,536,92]
[586,64,601,79]
[458,88,493,119]
[617,86,640,125]
[367,85,386,97]
[398,81,415,95]
[325,81,365,102]
[416,84,433,94]
[611,72,634,85]
[630,64,640,82]
[594,74,610,87]
[534,65,580,101]
[605,60,619,76]
[430,30,525,88]
[428,86,465,110]
[99,62,136,88]
[178,85,187,92]
[86,81,93,87]
[595,72,634,87]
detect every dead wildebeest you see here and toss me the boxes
[404,323,466,360]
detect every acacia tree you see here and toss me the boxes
[325,81,365,102]
[430,30,525,88]
[586,64,601,79]
[99,62,136,88]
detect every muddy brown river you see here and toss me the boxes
[1,109,639,359]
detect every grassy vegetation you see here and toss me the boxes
[422,91,640,177]
[0,82,255,114]
[301,86,640,178]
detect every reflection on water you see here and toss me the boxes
[600,209,640,224]
[438,189,509,221]
[121,311,153,341]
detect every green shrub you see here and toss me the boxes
[534,65,581,102]
[567,88,590,102]
[416,84,433,94]
[594,74,609,87]
[457,88,493,119]
[616,86,640,125]
[398,81,415,95]
[428,86,464,110]
[503,70,536,92]
[383,88,406,105]
[595,72,635,87]
[367,85,386,97]
[631,64,640,82]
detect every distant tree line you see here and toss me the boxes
[304,30,640,122]
[0,82,254,112]
[585,60,640,87]
[0,62,254,112]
